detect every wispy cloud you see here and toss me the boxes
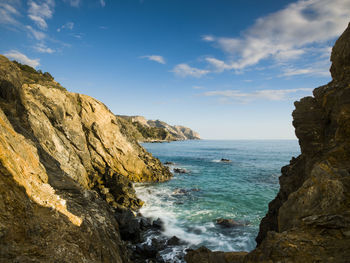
[4,50,40,68]
[34,43,55,53]
[63,0,81,7]
[172,63,209,78]
[203,88,313,102]
[100,0,106,7]
[0,1,21,27]
[28,0,55,30]
[57,21,74,32]
[25,25,46,40]
[141,55,166,64]
[204,0,350,74]
[71,32,84,39]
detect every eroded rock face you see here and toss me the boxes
[0,56,171,262]
[0,106,131,262]
[186,23,350,263]
[249,23,350,262]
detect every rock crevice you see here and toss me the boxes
[0,56,171,262]
[186,23,350,263]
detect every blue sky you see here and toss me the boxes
[1,0,349,139]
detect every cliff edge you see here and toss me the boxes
[0,56,171,262]
[186,23,350,263]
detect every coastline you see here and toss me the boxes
[132,140,300,262]
[1,22,350,263]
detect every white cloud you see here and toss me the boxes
[100,0,106,7]
[28,0,55,30]
[202,35,215,42]
[34,43,55,53]
[4,50,40,68]
[26,25,46,40]
[0,1,21,26]
[63,0,81,7]
[281,67,329,77]
[57,21,74,32]
[172,63,210,78]
[203,88,313,102]
[205,57,234,72]
[141,55,166,64]
[205,0,350,72]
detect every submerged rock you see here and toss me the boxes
[174,168,188,174]
[173,188,189,195]
[215,218,243,228]
[164,161,175,165]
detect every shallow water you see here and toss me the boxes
[135,140,300,260]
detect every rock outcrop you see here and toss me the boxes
[248,22,350,262]
[0,56,171,262]
[118,115,200,142]
[186,23,350,263]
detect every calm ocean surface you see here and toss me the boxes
[135,140,300,261]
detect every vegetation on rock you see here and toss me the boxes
[118,115,200,142]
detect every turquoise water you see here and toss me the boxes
[135,140,300,260]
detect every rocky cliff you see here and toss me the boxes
[186,23,350,263]
[118,115,200,142]
[0,56,171,262]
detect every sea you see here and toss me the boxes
[135,140,300,262]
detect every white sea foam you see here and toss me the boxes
[135,183,255,257]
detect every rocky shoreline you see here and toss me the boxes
[185,22,350,263]
[1,22,350,263]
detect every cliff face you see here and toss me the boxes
[247,23,350,262]
[186,23,350,263]
[119,115,200,142]
[0,56,171,262]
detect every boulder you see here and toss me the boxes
[185,247,247,263]
[215,218,243,228]
[167,236,181,246]
[152,218,164,229]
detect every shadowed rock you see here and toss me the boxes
[0,56,171,262]
[186,22,350,263]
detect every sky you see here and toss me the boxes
[1,0,349,139]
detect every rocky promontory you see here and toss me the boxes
[186,23,350,263]
[0,56,171,262]
[118,115,200,142]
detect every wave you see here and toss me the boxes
[135,183,256,258]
